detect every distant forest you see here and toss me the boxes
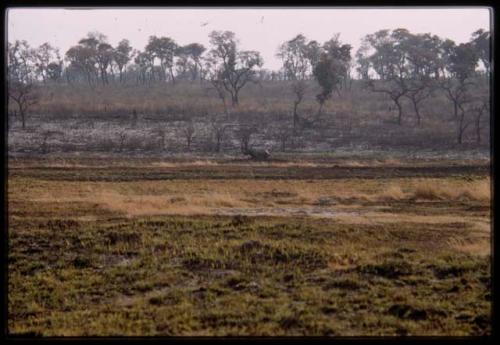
[7,28,491,155]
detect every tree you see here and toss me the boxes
[207,31,263,106]
[471,99,488,144]
[133,50,154,85]
[273,122,293,152]
[145,36,178,84]
[403,33,442,125]
[210,115,229,152]
[175,46,191,80]
[471,29,490,75]
[290,80,307,132]
[8,40,36,84]
[175,43,206,82]
[33,43,60,84]
[405,79,432,126]
[205,59,230,116]
[357,29,414,125]
[114,39,133,83]
[439,42,479,144]
[96,42,114,85]
[46,62,63,81]
[7,40,39,129]
[277,34,314,133]
[313,34,352,121]
[65,33,110,87]
[277,34,312,81]
[181,121,196,150]
[8,81,39,129]
[439,41,478,121]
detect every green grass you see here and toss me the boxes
[9,215,490,336]
[7,159,491,336]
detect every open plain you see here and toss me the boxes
[7,155,491,336]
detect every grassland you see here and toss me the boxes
[7,156,491,336]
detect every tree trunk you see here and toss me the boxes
[457,111,465,144]
[395,98,403,126]
[412,98,421,126]
[316,101,325,123]
[476,117,481,144]
[20,109,25,130]
[293,101,299,134]
[457,128,463,144]
[216,137,221,152]
[170,68,176,85]
[86,72,92,87]
[231,92,239,106]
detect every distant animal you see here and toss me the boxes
[200,22,209,27]
[242,147,270,160]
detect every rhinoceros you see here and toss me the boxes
[242,147,271,160]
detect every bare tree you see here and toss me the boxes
[206,73,230,116]
[181,121,196,150]
[40,130,64,154]
[236,124,258,154]
[274,123,293,152]
[291,81,307,134]
[131,109,139,127]
[472,101,488,144]
[155,129,167,151]
[210,115,229,152]
[8,82,39,129]
[236,124,270,160]
[117,131,127,152]
[405,81,433,126]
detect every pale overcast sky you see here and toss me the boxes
[7,7,491,70]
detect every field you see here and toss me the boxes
[7,155,491,336]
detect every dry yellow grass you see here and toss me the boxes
[377,184,406,201]
[23,177,490,216]
[411,179,490,201]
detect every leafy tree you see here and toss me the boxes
[46,61,63,81]
[439,41,479,144]
[277,34,312,81]
[357,29,413,125]
[403,33,442,125]
[133,49,155,84]
[277,34,314,133]
[8,40,36,84]
[65,32,109,87]
[207,30,263,106]
[145,36,178,83]
[114,39,133,83]
[175,43,206,82]
[96,42,114,85]
[33,43,60,84]
[313,34,351,121]
[470,29,490,75]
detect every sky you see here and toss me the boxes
[6,7,491,71]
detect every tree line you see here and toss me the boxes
[7,28,490,145]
